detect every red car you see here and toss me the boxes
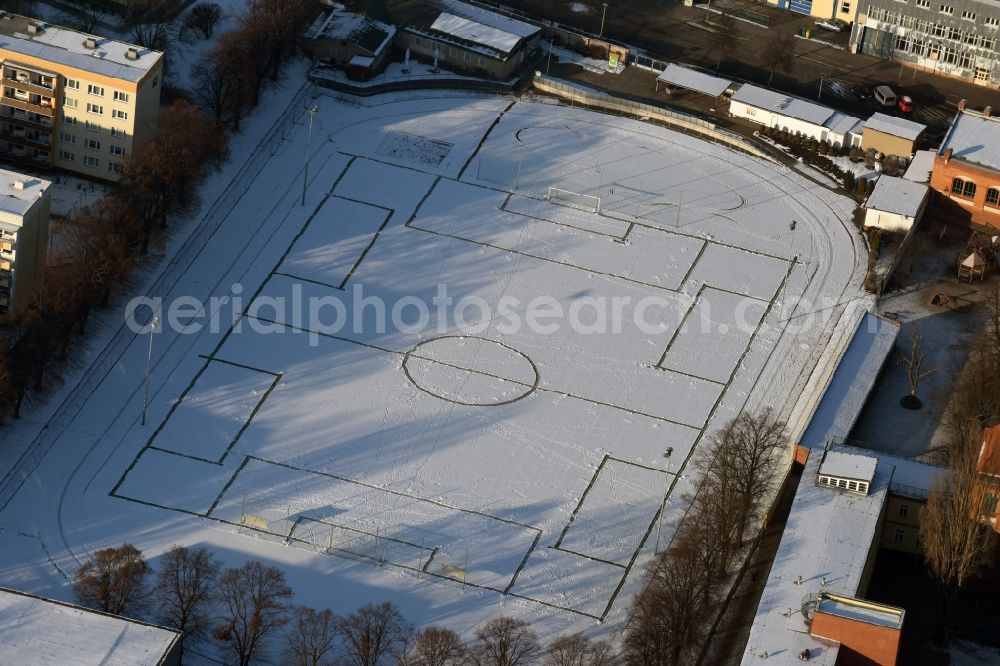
[898,95,914,112]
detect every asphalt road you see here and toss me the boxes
[503,0,997,137]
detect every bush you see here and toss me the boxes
[849,147,862,162]
[843,172,856,191]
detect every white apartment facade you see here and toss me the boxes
[0,13,163,181]
[0,169,50,314]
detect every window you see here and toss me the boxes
[901,15,915,28]
[83,155,99,167]
[915,0,929,7]
[886,11,898,23]
[984,37,997,49]
[59,131,75,143]
[932,23,947,36]
[898,504,909,517]
[108,161,121,174]
[59,149,74,161]
[848,480,859,491]
[838,479,848,489]
[859,482,869,494]
[841,1,851,12]
[63,96,77,108]
[113,91,129,102]
[894,529,905,543]
[87,84,104,96]
[478,56,487,66]
[86,103,103,115]
[411,36,421,46]
[110,127,127,139]
[62,114,77,125]
[112,109,127,120]
[962,9,976,20]
[952,178,977,198]
[987,187,1000,206]
[948,26,961,40]
[65,78,79,90]
[448,47,458,57]
[109,144,124,156]
[959,52,973,68]
[896,34,911,50]
[939,4,953,14]
[943,45,959,63]
[986,16,1000,27]
[985,493,999,516]
[965,32,980,45]
[85,120,100,132]
[463,52,471,61]
[916,19,930,32]
[84,138,100,150]
[912,37,926,55]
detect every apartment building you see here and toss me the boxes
[849,0,1000,87]
[0,169,50,315]
[930,103,1000,227]
[0,13,163,181]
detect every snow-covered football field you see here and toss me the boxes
[0,91,866,639]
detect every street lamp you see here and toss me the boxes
[141,315,159,426]
[654,447,674,554]
[817,72,827,101]
[301,104,320,207]
[599,3,609,37]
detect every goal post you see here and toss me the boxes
[547,187,601,214]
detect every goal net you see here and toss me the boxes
[547,187,601,214]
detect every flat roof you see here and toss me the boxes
[864,175,928,218]
[0,587,180,665]
[863,112,926,142]
[0,168,49,217]
[904,149,935,183]
[819,450,878,483]
[430,12,522,53]
[941,109,1000,172]
[834,444,945,498]
[799,313,900,450]
[0,13,161,83]
[741,451,891,665]
[435,0,540,39]
[657,63,732,97]
[816,595,904,630]
[306,10,396,56]
[731,84,835,126]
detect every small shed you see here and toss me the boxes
[303,8,396,78]
[861,113,926,158]
[863,175,929,232]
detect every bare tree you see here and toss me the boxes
[471,617,541,666]
[544,633,614,666]
[897,329,937,407]
[214,560,294,666]
[286,606,338,666]
[154,546,220,661]
[920,425,998,643]
[73,543,151,615]
[623,539,713,666]
[184,2,223,39]
[709,14,737,73]
[336,602,414,666]
[64,0,107,33]
[405,626,467,666]
[763,32,796,85]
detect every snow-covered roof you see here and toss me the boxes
[430,13,522,53]
[904,149,935,183]
[306,10,395,56]
[941,108,1000,172]
[816,595,904,629]
[656,63,732,97]
[742,450,891,665]
[819,450,878,483]
[0,587,180,665]
[731,84,835,126]
[863,112,926,141]
[434,0,540,39]
[0,169,49,217]
[864,175,928,218]
[833,444,945,497]
[0,13,161,83]
[799,313,900,450]
[825,111,864,136]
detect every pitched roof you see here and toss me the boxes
[305,10,396,56]
[941,108,1000,173]
[656,63,732,97]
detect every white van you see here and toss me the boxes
[874,86,897,107]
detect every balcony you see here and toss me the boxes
[2,70,56,95]
[0,93,54,117]
[2,108,52,129]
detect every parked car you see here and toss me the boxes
[898,95,914,112]
[874,85,897,107]
[851,84,872,102]
[815,19,845,32]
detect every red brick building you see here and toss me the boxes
[930,103,1000,229]
[976,425,1000,532]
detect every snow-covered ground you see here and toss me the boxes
[0,92,867,644]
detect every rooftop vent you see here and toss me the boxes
[12,180,24,191]
[125,48,139,60]
[817,451,877,496]
[83,37,97,49]
[27,23,42,34]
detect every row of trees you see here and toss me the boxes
[74,543,615,666]
[624,410,787,664]
[193,0,318,131]
[920,289,1000,643]
[0,100,227,423]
